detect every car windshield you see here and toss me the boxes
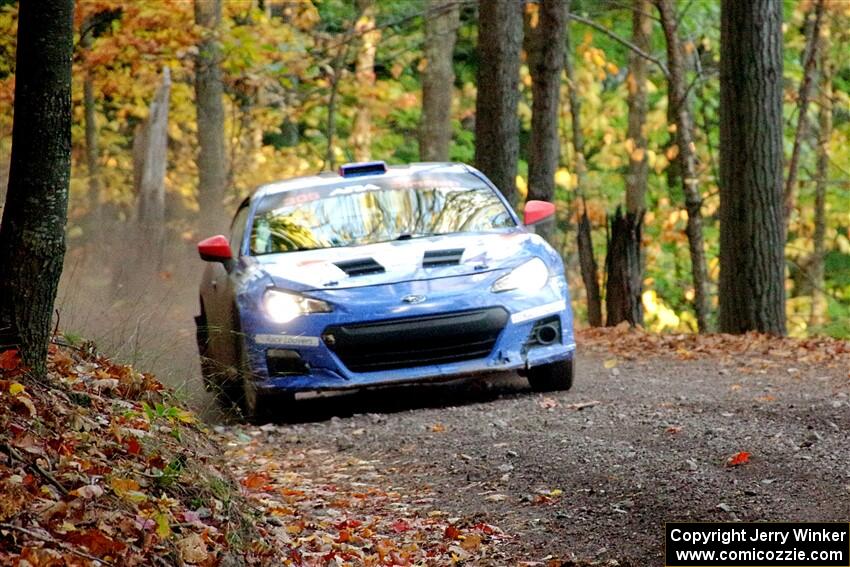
[249,173,516,255]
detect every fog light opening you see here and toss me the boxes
[534,323,559,345]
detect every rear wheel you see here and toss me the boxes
[527,357,574,392]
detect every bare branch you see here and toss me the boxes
[567,12,669,78]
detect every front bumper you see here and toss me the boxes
[239,273,576,394]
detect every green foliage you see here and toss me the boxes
[0,0,846,337]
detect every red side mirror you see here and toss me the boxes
[198,235,233,262]
[524,200,556,225]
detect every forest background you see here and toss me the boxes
[0,0,846,391]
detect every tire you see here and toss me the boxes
[238,343,293,424]
[196,310,242,407]
[527,357,574,392]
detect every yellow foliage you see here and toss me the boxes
[516,176,528,200]
[554,168,572,189]
[642,290,681,332]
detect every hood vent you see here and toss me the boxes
[334,257,385,277]
[423,248,464,268]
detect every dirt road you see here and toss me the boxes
[216,342,850,564]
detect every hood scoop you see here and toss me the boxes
[423,248,465,267]
[334,257,385,277]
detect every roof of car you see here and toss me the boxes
[251,162,475,200]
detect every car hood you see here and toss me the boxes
[255,230,544,291]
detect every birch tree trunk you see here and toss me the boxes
[419,0,458,162]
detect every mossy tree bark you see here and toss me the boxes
[0,0,74,377]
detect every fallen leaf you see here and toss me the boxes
[65,529,126,557]
[124,437,142,455]
[110,477,140,495]
[242,472,270,490]
[461,533,482,551]
[430,423,446,433]
[0,349,20,371]
[73,484,104,499]
[603,358,618,369]
[392,519,411,533]
[155,512,171,539]
[8,382,24,396]
[177,532,208,564]
[538,396,559,409]
[444,525,461,540]
[726,451,751,467]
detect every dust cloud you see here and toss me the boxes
[56,229,219,417]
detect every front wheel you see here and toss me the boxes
[238,346,293,424]
[242,379,293,424]
[527,357,574,392]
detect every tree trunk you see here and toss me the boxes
[352,0,379,162]
[419,0,458,162]
[564,0,602,327]
[526,0,566,245]
[474,0,523,205]
[194,0,228,236]
[0,0,74,376]
[809,53,831,328]
[719,0,786,335]
[80,30,101,223]
[605,207,643,326]
[325,43,347,170]
[135,68,172,271]
[783,0,824,229]
[607,0,650,327]
[656,0,710,332]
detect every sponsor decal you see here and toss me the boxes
[510,300,567,324]
[254,334,320,347]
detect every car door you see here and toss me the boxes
[202,204,250,368]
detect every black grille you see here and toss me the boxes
[423,248,464,267]
[334,258,385,276]
[323,307,508,372]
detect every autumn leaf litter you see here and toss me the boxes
[0,341,282,566]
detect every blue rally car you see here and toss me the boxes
[196,161,575,421]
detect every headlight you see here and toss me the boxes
[491,257,550,293]
[263,289,332,323]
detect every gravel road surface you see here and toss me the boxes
[218,344,850,564]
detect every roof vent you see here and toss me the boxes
[334,257,385,276]
[338,161,387,178]
[423,248,464,267]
